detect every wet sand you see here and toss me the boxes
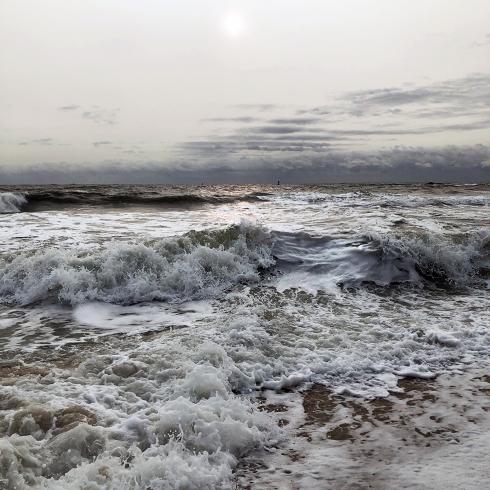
[235,367,490,489]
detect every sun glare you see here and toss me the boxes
[222,12,246,38]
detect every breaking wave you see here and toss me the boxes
[272,228,489,291]
[370,231,489,286]
[1,223,488,307]
[3,185,489,212]
[0,223,274,306]
[0,192,27,213]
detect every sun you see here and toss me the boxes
[222,12,246,38]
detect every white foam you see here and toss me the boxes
[0,192,26,213]
[0,222,274,305]
[427,330,461,347]
[273,228,488,293]
[72,301,212,332]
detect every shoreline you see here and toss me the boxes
[235,366,490,489]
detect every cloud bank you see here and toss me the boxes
[1,145,489,184]
[2,75,489,183]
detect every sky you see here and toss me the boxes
[1,0,489,183]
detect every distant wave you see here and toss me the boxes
[0,189,265,212]
[2,186,489,213]
[0,192,27,213]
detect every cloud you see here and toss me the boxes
[18,138,54,146]
[244,125,326,135]
[472,33,490,47]
[268,117,321,125]
[57,104,120,125]
[232,104,278,112]
[201,116,258,123]
[294,74,490,126]
[2,145,489,184]
[8,74,489,184]
[82,108,119,126]
[180,117,490,158]
[296,107,331,116]
[181,138,337,154]
[343,74,490,108]
[58,105,80,111]
[193,74,490,158]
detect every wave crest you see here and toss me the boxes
[0,192,27,213]
[0,223,274,305]
[273,229,489,290]
[372,230,489,286]
[1,188,265,212]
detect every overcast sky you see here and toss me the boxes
[1,0,489,183]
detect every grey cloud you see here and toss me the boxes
[343,73,490,110]
[297,107,331,116]
[268,117,321,125]
[347,87,435,107]
[19,138,54,146]
[245,125,325,135]
[82,108,120,126]
[181,139,337,154]
[297,74,490,123]
[202,116,321,127]
[93,141,113,147]
[407,108,488,119]
[181,117,489,159]
[232,104,278,112]
[441,118,490,131]
[270,134,346,141]
[195,74,490,154]
[57,104,120,125]
[122,149,145,155]
[2,145,489,184]
[325,118,490,136]
[472,34,490,47]
[202,116,259,123]
[205,75,490,146]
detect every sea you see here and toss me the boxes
[0,183,489,489]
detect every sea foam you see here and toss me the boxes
[0,223,274,305]
[0,192,27,213]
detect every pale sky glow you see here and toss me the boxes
[0,0,489,183]
[222,12,246,38]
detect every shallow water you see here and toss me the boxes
[0,184,489,488]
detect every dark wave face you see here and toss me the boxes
[0,186,268,213]
[1,183,489,213]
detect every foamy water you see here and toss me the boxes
[0,184,489,488]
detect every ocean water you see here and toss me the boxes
[0,183,489,488]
